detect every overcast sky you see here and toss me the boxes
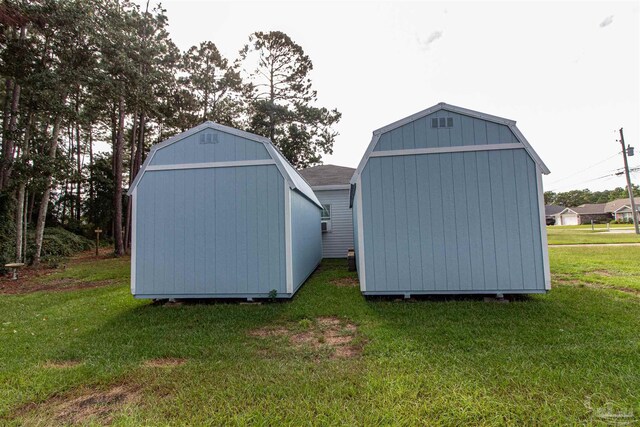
[141,1,639,192]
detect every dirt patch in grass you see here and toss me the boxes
[559,280,640,297]
[330,277,359,287]
[586,269,614,277]
[0,248,120,295]
[16,383,140,425]
[250,317,363,359]
[43,359,83,369]
[0,278,116,295]
[143,358,186,368]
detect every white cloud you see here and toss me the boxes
[599,15,614,28]
[417,30,443,50]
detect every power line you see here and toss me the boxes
[546,152,620,186]
[546,166,639,192]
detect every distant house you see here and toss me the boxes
[299,164,355,258]
[556,204,609,225]
[555,197,640,225]
[605,198,640,222]
[544,205,564,225]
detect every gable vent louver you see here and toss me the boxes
[431,117,454,128]
[199,133,219,144]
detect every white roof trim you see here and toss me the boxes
[312,184,351,191]
[127,121,322,208]
[557,207,578,215]
[613,205,633,213]
[351,102,550,183]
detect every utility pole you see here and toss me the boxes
[619,128,639,234]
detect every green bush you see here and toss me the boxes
[611,218,635,224]
[25,227,94,266]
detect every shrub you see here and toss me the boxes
[25,227,94,266]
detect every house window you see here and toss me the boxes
[431,118,438,128]
[439,117,446,127]
[321,204,331,232]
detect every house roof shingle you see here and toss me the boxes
[299,164,355,187]
[545,205,564,216]
[604,198,640,213]
[571,203,608,215]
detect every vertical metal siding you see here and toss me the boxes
[374,111,518,152]
[150,129,270,165]
[360,148,544,293]
[290,190,322,290]
[135,165,286,297]
[314,189,354,258]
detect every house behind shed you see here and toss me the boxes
[128,122,322,299]
[351,102,551,296]
[299,164,355,258]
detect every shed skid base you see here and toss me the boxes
[362,289,547,296]
[134,293,294,300]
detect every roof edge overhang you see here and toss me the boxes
[558,207,579,215]
[311,184,351,191]
[351,102,550,184]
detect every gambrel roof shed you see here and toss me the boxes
[128,122,322,299]
[350,102,551,296]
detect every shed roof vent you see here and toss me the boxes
[199,133,219,144]
[431,117,454,128]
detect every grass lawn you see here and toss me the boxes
[547,225,640,245]
[1,248,639,425]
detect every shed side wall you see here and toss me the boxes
[360,148,544,293]
[290,189,322,291]
[314,189,354,258]
[135,164,286,297]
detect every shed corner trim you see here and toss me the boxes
[355,175,366,292]
[284,182,294,294]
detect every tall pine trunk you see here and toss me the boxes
[33,115,63,266]
[113,96,125,256]
[88,127,94,225]
[14,112,33,262]
[75,97,82,222]
[0,78,21,190]
[123,110,138,252]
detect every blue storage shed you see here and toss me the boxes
[128,122,322,299]
[351,103,551,296]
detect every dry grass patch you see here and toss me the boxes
[143,357,186,368]
[0,277,115,295]
[16,384,140,425]
[43,359,83,369]
[251,316,363,359]
[330,277,359,287]
[558,280,640,297]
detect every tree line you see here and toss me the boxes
[544,185,640,207]
[0,0,341,266]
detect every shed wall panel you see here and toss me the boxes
[150,129,270,166]
[134,164,286,297]
[290,190,322,290]
[314,189,354,258]
[359,148,544,293]
[374,111,518,152]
